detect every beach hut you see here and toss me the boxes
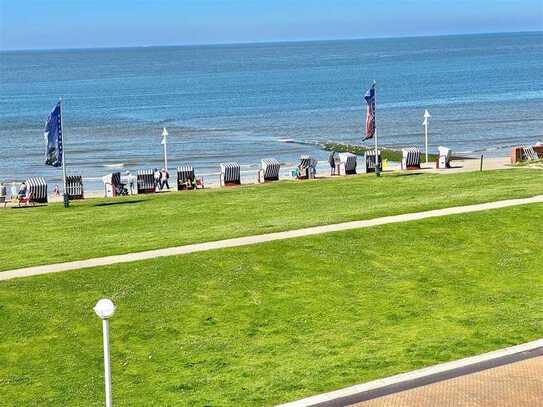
[220,162,241,187]
[361,150,382,173]
[177,165,196,190]
[401,148,421,170]
[66,175,84,199]
[258,158,281,183]
[338,152,357,175]
[296,155,317,179]
[437,146,452,169]
[25,177,48,204]
[137,169,156,194]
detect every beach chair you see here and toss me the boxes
[26,177,48,204]
[66,175,84,199]
[137,169,156,194]
[361,150,382,173]
[401,148,421,170]
[258,158,281,183]
[177,165,196,190]
[338,153,357,175]
[103,172,128,197]
[297,155,317,179]
[436,146,452,169]
[522,145,539,161]
[220,162,241,187]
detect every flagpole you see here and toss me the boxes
[374,80,380,177]
[60,97,68,207]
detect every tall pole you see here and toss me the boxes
[60,98,69,207]
[374,81,380,177]
[102,319,113,407]
[423,110,431,164]
[162,128,168,172]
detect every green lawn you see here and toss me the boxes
[1,168,542,271]
[1,203,542,406]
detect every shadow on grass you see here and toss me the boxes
[94,200,144,207]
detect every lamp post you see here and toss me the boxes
[423,109,431,164]
[161,128,169,172]
[93,299,116,407]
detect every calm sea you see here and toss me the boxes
[1,32,542,189]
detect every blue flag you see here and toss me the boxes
[363,83,376,141]
[44,101,63,167]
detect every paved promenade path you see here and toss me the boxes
[2,194,543,281]
[353,355,543,406]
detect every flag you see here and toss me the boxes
[363,83,376,141]
[44,101,63,167]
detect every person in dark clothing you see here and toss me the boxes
[328,151,338,175]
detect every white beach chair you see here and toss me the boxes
[361,150,382,173]
[220,162,241,187]
[137,169,156,194]
[66,175,84,199]
[177,165,196,190]
[297,155,317,179]
[26,177,48,204]
[258,158,281,183]
[401,148,421,170]
[338,153,357,175]
[437,146,452,169]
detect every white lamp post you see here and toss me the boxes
[94,299,116,407]
[161,128,169,172]
[423,109,431,164]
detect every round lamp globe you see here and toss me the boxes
[93,299,116,320]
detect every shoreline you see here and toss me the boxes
[33,155,512,203]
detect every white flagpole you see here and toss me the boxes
[60,98,68,207]
[374,81,380,177]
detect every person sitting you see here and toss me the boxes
[17,182,28,200]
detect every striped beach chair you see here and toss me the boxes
[26,177,48,204]
[177,165,196,190]
[66,175,84,199]
[103,172,128,197]
[220,162,241,187]
[437,146,452,169]
[297,155,317,179]
[338,152,357,175]
[361,150,382,173]
[401,148,421,170]
[137,169,156,194]
[258,158,281,183]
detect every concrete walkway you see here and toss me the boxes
[280,339,543,407]
[2,194,543,281]
[354,355,543,406]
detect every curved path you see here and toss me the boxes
[2,194,543,281]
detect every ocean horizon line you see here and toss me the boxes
[1,29,541,53]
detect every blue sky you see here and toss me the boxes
[1,0,542,50]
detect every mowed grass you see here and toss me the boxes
[1,168,543,271]
[1,203,543,406]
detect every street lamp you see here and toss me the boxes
[161,128,169,172]
[94,299,115,407]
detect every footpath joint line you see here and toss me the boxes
[2,194,543,281]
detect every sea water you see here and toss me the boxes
[1,31,542,189]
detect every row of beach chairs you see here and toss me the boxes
[8,147,453,205]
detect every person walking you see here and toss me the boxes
[153,168,161,191]
[160,168,170,190]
